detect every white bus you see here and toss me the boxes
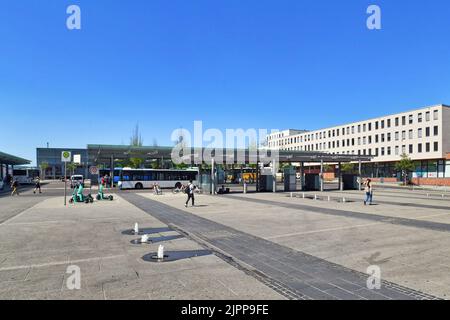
[118,168,199,190]
[13,168,39,185]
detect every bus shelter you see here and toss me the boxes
[87,144,372,193]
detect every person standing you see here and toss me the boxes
[11,179,19,196]
[33,177,42,194]
[185,180,195,207]
[363,179,373,205]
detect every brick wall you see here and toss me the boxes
[411,178,450,186]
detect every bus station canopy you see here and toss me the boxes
[87,144,373,165]
[0,151,31,166]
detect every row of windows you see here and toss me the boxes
[272,126,439,149]
[283,142,439,156]
[268,109,440,146]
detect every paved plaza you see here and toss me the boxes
[0,182,449,300]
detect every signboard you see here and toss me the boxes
[61,151,72,162]
[73,154,81,164]
[89,166,98,175]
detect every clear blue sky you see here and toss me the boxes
[1,0,450,164]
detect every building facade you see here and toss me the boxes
[266,104,450,184]
[36,148,89,179]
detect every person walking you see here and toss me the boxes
[11,179,19,196]
[33,177,42,194]
[363,179,373,205]
[185,180,195,207]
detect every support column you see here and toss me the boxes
[272,159,277,193]
[358,160,362,191]
[211,157,215,195]
[338,162,343,191]
[300,162,305,191]
[256,161,259,192]
[110,155,114,188]
[320,159,324,192]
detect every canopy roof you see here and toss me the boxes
[0,151,31,165]
[87,144,373,165]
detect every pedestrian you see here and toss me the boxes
[33,177,42,194]
[11,179,19,196]
[185,180,195,207]
[363,179,373,205]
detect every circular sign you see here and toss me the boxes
[89,166,98,175]
[63,151,70,158]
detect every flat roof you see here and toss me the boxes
[87,144,372,164]
[0,151,31,166]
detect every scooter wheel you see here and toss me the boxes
[109,196,113,201]
[96,195,101,200]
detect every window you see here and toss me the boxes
[351,126,355,134]
[402,145,406,154]
[368,123,372,131]
[433,110,438,120]
[418,143,422,153]
[381,134,385,143]
[402,116,406,125]
[434,142,439,152]
[409,144,413,154]
[368,136,372,144]
[375,135,379,143]
[357,125,361,133]
[418,128,423,138]
[401,131,406,141]
[426,143,430,152]
[395,117,399,126]
[381,120,385,129]
[363,124,366,132]
[395,146,399,155]
[387,119,391,128]
[395,132,399,141]
[408,130,413,140]
[375,121,379,130]
[418,113,423,123]
[426,111,430,121]
[387,147,391,155]
[381,147,385,156]
[426,127,430,137]
[358,137,361,145]
[434,126,438,136]
[409,114,413,124]
[387,133,391,142]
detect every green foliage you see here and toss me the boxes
[66,162,78,175]
[340,163,356,173]
[395,153,415,185]
[128,157,143,169]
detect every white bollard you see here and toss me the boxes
[157,245,164,259]
[302,193,305,199]
[290,192,293,198]
[134,223,139,234]
[141,234,149,243]
[314,194,318,200]
[328,196,331,202]
[343,197,346,203]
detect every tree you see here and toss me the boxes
[130,123,143,147]
[395,153,415,185]
[40,162,49,179]
[129,157,143,169]
[66,162,78,176]
[341,163,356,173]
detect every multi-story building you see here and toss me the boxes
[266,104,450,184]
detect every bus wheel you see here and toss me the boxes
[135,183,143,190]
